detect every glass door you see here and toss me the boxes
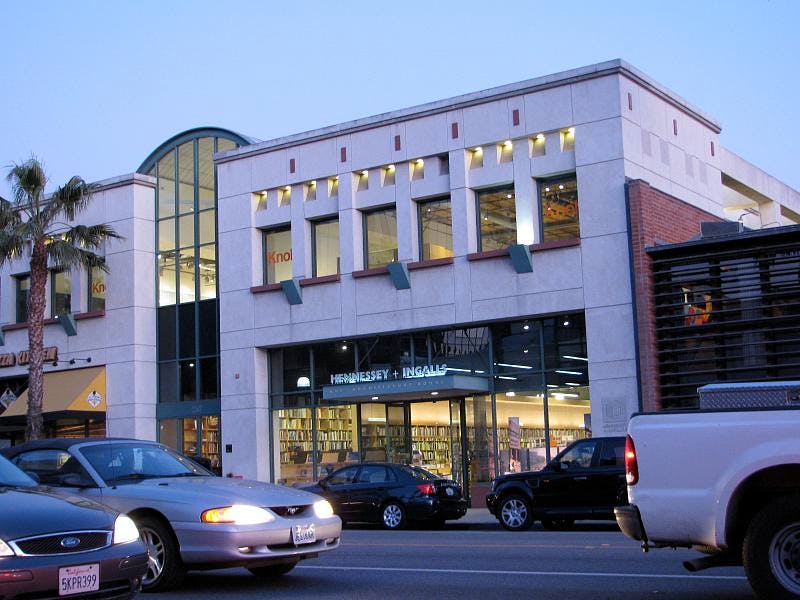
[360,403,387,462]
[449,399,469,501]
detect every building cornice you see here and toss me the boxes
[216,59,721,164]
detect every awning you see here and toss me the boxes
[0,366,106,418]
[322,374,490,403]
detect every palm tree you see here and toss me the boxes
[0,157,121,440]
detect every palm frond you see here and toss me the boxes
[0,198,22,230]
[64,224,122,250]
[43,176,97,224]
[45,240,107,271]
[6,157,47,209]
[0,231,26,264]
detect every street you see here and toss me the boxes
[150,518,755,599]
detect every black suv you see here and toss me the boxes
[486,436,627,531]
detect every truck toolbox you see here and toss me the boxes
[698,381,800,410]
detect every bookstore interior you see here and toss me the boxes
[270,314,591,501]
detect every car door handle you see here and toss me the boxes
[574,476,588,481]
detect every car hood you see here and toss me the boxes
[105,476,322,509]
[0,486,115,540]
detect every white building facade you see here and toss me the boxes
[1,61,798,504]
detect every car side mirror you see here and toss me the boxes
[60,473,95,488]
[318,478,328,488]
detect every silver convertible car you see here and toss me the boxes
[2,439,341,592]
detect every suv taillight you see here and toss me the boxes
[625,434,639,486]
[417,483,436,495]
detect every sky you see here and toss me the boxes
[1,0,799,199]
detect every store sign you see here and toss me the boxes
[0,346,58,368]
[330,363,448,385]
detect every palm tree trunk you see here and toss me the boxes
[26,241,48,441]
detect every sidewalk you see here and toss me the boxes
[458,507,496,527]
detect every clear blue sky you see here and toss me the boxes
[1,0,798,198]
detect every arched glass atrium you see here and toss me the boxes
[138,128,253,471]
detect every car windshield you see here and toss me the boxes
[398,465,439,480]
[0,454,36,487]
[79,443,212,485]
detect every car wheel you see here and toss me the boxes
[498,494,533,531]
[381,501,407,530]
[743,495,800,599]
[541,517,575,531]
[248,561,298,578]
[137,516,185,592]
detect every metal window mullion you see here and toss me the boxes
[539,323,552,462]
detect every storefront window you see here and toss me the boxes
[158,251,176,306]
[316,404,358,478]
[540,176,579,241]
[269,347,311,395]
[419,197,453,260]
[312,218,340,277]
[356,335,413,372]
[477,186,517,251]
[15,275,30,323]
[198,244,216,300]
[363,206,398,268]
[157,150,176,219]
[88,266,106,312]
[264,227,292,284]
[275,407,315,485]
[50,270,71,317]
[312,341,355,389]
[431,327,490,374]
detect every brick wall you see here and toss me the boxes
[627,180,722,411]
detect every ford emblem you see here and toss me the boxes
[60,536,81,549]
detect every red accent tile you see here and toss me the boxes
[710,141,715,157]
[451,122,459,139]
[673,119,678,135]
[340,147,347,162]
[289,158,295,174]
[628,92,633,111]
[512,109,520,126]
[394,135,401,151]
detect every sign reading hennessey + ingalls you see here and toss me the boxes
[329,364,448,385]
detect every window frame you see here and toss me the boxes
[537,174,580,242]
[475,185,517,252]
[50,269,72,318]
[311,216,340,278]
[362,205,398,269]
[88,264,106,312]
[262,225,293,285]
[417,195,453,261]
[14,274,30,324]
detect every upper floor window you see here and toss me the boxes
[540,176,579,241]
[15,275,30,324]
[51,270,71,318]
[89,266,106,312]
[477,186,517,251]
[363,206,397,269]
[312,218,340,277]
[264,227,292,284]
[419,197,453,260]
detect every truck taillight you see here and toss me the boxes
[625,434,639,486]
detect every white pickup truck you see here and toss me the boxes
[615,382,800,600]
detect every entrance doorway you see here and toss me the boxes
[359,399,470,501]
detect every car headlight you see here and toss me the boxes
[0,539,15,557]
[313,499,334,519]
[113,515,140,545]
[201,505,275,525]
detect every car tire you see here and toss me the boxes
[248,561,299,578]
[743,495,800,600]
[498,494,533,531]
[137,516,185,592]
[381,501,407,530]
[541,517,575,531]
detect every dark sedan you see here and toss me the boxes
[300,463,467,529]
[0,454,148,599]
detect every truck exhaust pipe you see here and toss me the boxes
[683,553,737,572]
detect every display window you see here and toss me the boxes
[539,176,580,241]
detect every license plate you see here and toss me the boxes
[292,523,316,545]
[59,564,99,596]
[445,487,455,496]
